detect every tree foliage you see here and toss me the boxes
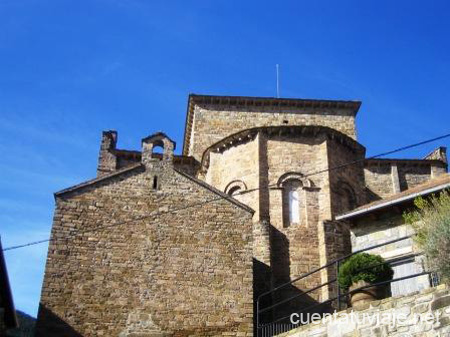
[404,190,450,283]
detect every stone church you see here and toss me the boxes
[35,94,447,336]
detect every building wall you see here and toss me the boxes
[318,220,352,302]
[364,160,447,201]
[265,135,327,291]
[328,140,366,214]
[364,162,393,200]
[188,104,357,161]
[205,136,259,216]
[38,94,449,336]
[36,161,254,337]
[350,211,430,296]
[267,135,328,227]
[201,128,365,310]
[398,163,432,191]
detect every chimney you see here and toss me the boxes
[424,146,447,163]
[97,130,118,177]
[424,147,448,178]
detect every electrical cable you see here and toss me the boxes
[3,132,450,252]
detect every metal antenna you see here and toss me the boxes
[276,64,280,98]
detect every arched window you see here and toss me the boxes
[336,181,357,213]
[277,172,311,228]
[224,180,247,198]
[151,140,164,158]
[227,185,242,197]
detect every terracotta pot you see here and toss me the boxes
[349,280,389,308]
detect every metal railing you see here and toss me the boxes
[256,235,439,337]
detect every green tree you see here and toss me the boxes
[404,190,450,283]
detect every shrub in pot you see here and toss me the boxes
[338,253,394,308]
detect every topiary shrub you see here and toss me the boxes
[404,190,450,284]
[338,253,394,290]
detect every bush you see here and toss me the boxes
[338,253,394,290]
[404,190,450,283]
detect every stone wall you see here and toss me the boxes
[265,134,326,302]
[36,148,254,336]
[205,135,260,217]
[97,131,199,177]
[200,126,369,311]
[350,212,413,256]
[398,163,432,191]
[97,130,118,176]
[278,284,450,337]
[318,220,352,303]
[364,159,447,201]
[349,211,431,296]
[328,139,366,214]
[187,102,357,161]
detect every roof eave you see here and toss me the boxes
[173,167,255,214]
[336,182,450,221]
[54,164,144,198]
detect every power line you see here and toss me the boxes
[2,239,51,252]
[3,131,450,252]
[2,194,231,252]
[302,132,450,179]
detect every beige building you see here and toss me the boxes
[337,173,450,297]
[36,94,447,336]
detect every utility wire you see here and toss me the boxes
[3,239,51,252]
[3,132,450,252]
[302,132,450,179]
[2,194,232,252]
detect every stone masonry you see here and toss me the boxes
[278,284,450,337]
[36,133,254,336]
[36,94,448,336]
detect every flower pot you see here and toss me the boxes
[349,280,389,308]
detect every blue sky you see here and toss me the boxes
[1,0,450,317]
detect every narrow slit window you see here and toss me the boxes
[153,176,158,189]
[289,190,300,224]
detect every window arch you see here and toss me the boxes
[151,139,165,157]
[228,185,242,197]
[224,180,247,197]
[336,180,357,213]
[276,172,314,189]
[276,172,312,228]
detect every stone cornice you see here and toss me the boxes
[365,158,447,167]
[55,164,145,198]
[198,125,366,175]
